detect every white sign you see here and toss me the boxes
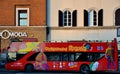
[0,30,27,39]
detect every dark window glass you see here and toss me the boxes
[75,53,88,61]
[94,22,97,26]
[64,11,67,14]
[68,15,71,18]
[69,53,75,61]
[68,23,71,26]
[75,52,104,62]
[16,53,26,60]
[62,53,68,61]
[68,19,71,22]
[64,15,67,18]
[93,10,97,26]
[64,19,67,22]
[27,52,39,61]
[46,52,61,61]
[64,23,67,26]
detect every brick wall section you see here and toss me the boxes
[0,0,46,26]
[0,27,46,49]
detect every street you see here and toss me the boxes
[0,68,120,74]
[0,71,120,74]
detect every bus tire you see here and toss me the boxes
[25,64,34,72]
[80,64,90,74]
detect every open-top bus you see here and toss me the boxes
[5,38,118,73]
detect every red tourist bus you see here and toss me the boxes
[5,38,118,73]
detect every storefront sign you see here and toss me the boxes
[0,30,27,39]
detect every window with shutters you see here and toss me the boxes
[58,9,77,27]
[63,10,72,27]
[88,10,97,26]
[84,9,103,27]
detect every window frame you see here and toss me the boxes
[16,8,29,26]
[63,10,72,27]
[88,10,97,27]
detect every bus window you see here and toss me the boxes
[94,53,104,61]
[69,53,74,61]
[75,53,82,61]
[16,53,26,60]
[7,52,27,63]
[74,52,105,62]
[27,52,39,61]
[87,53,93,61]
[7,52,16,62]
[75,53,88,61]
[46,52,61,61]
[62,53,68,61]
[87,53,104,61]
[8,52,16,60]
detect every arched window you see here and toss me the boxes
[115,8,120,26]
[88,10,97,26]
[84,9,103,27]
[63,10,72,26]
[58,9,77,27]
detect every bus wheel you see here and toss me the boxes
[25,64,34,72]
[80,64,90,74]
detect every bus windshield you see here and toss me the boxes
[7,52,27,63]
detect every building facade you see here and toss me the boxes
[47,0,120,50]
[0,0,46,49]
[1,0,120,51]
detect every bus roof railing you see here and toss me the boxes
[45,40,115,43]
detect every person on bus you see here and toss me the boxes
[105,43,116,71]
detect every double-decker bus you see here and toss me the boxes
[5,38,118,74]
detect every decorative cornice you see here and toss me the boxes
[0,26,46,30]
[0,26,119,30]
[50,26,119,30]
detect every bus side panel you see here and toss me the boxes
[113,38,119,71]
